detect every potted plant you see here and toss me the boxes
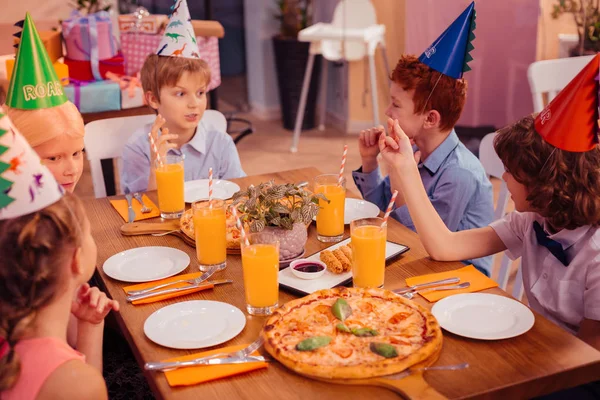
[551,0,600,56]
[232,181,326,260]
[272,0,322,130]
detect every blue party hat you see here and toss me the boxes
[419,2,476,79]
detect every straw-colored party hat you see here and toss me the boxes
[6,13,67,110]
[156,0,200,59]
[419,1,476,79]
[0,112,63,219]
[534,53,600,152]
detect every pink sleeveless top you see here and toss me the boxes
[1,337,85,400]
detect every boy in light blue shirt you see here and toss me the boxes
[121,0,244,193]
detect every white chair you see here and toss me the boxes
[84,110,227,198]
[290,0,390,152]
[527,54,595,112]
[479,132,524,300]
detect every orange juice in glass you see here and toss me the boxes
[193,199,227,271]
[241,232,279,315]
[350,217,387,288]
[315,174,346,243]
[155,154,184,219]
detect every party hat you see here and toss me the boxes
[155,0,200,59]
[534,54,600,152]
[0,113,63,219]
[419,2,476,79]
[6,13,67,110]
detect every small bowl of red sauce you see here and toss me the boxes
[290,259,327,280]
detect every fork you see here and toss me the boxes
[127,264,225,296]
[401,282,471,300]
[133,192,152,213]
[144,336,265,371]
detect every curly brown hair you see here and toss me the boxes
[391,55,468,131]
[0,193,85,391]
[494,114,600,230]
[140,54,211,106]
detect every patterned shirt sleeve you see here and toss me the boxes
[489,211,530,260]
[352,167,389,212]
[120,134,151,193]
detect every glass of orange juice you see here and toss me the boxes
[155,154,184,219]
[193,199,227,272]
[350,217,387,288]
[241,232,280,315]
[314,174,346,243]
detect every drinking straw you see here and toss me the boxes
[148,132,164,167]
[338,144,348,185]
[208,167,213,202]
[382,190,398,227]
[231,207,250,246]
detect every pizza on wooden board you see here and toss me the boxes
[262,287,442,379]
[180,200,242,250]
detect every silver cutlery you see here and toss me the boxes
[393,277,460,295]
[145,355,268,372]
[388,362,469,380]
[401,282,471,300]
[124,189,136,223]
[127,264,226,296]
[145,336,265,371]
[127,279,232,302]
[297,181,309,188]
[133,192,152,213]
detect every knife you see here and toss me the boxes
[145,355,268,372]
[124,191,135,223]
[126,279,232,302]
[392,277,460,295]
[127,264,225,296]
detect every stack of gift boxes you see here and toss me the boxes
[4,9,221,113]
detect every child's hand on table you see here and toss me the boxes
[71,284,120,325]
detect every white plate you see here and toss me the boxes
[184,179,241,203]
[313,198,380,225]
[431,293,535,340]
[279,238,409,296]
[144,300,246,349]
[103,247,190,283]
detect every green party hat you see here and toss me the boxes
[6,13,67,110]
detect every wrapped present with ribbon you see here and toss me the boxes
[6,58,69,86]
[62,11,118,80]
[63,78,121,113]
[13,30,63,63]
[118,7,168,34]
[105,71,146,109]
[64,52,125,82]
[120,33,221,90]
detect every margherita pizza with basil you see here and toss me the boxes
[262,287,442,379]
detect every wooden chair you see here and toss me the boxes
[479,132,524,300]
[527,54,595,112]
[84,110,227,198]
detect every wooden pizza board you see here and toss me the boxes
[297,343,446,399]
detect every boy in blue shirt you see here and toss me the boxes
[121,0,245,193]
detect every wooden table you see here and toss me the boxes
[87,167,600,400]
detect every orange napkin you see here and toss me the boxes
[109,195,160,222]
[123,272,214,305]
[404,265,498,302]
[163,344,268,387]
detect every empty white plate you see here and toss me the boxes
[144,300,246,349]
[184,179,241,203]
[103,247,190,283]
[313,198,380,224]
[431,293,535,340]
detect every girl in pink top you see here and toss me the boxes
[0,193,119,400]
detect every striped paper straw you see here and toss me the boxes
[338,144,348,185]
[208,168,213,202]
[231,207,250,246]
[382,190,398,226]
[148,132,163,167]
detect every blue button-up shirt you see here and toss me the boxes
[121,120,246,193]
[352,130,494,274]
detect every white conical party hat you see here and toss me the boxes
[0,112,63,219]
[156,0,200,59]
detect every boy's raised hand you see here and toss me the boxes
[379,119,420,170]
[358,125,385,159]
[149,114,178,165]
[71,284,120,325]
